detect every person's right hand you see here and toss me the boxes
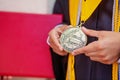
[48,25,69,56]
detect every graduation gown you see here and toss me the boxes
[50,0,113,80]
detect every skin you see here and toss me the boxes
[48,25,120,64]
[48,25,69,56]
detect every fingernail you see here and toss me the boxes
[81,26,87,30]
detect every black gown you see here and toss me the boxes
[50,0,113,80]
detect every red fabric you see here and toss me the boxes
[0,11,62,78]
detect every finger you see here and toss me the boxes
[85,51,105,58]
[85,52,98,57]
[89,53,115,64]
[53,48,68,56]
[89,56,102,62]
[57,25,70,34]
[81,27,101,38]
[49,36,63,51]
[89,56,112,64]
[60,25,70,31]
[72,41,102,55]
[48,30,63,51]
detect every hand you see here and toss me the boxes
[48,25,69,56]
[72,27,120,64]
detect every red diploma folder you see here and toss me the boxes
[0,11,62,78]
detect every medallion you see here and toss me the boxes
[60,26,87,53]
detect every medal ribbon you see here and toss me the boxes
[66,0,101,80]
[112,0,120,80]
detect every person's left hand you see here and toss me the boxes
[72,27,120,64]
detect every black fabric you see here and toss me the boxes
[50,48,67,80]
[50,0,113,80]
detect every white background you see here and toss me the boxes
[0,0,55,14]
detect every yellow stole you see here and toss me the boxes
[66,0,101,80]
[112,0,120,80]
[67,0,120,80]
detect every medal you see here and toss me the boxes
[66,0,102,80]
[60,25,87,53]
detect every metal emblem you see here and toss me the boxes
[60,26,87,53]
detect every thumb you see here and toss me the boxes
[81,27,100,38]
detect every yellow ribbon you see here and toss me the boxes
[66,54,75,80]
[81,0,102,22]
[66,0,101,80]
[112,0,119,80]
[112,63,118,80]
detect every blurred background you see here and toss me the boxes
[0,0,56,80]
[0,0,55,14]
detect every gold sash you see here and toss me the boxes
[66,0,101,80]
[112,0,120,80]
